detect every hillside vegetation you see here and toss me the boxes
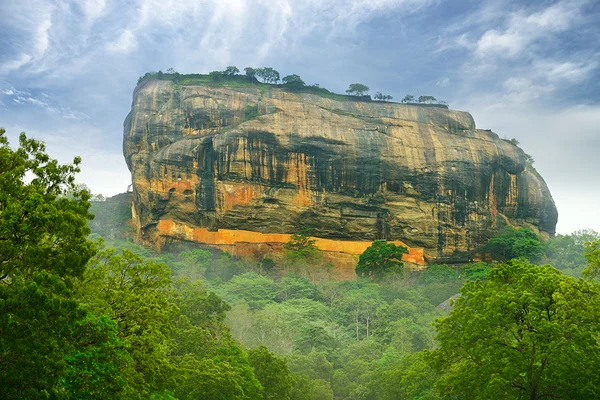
[135,67,449,107]
[2,128,599,399]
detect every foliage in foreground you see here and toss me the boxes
[0,129,95,281]
[4,127,600,399]
[0,130,275,399]
[0,129,100,398]
[86,225,600,399]
[429,260,600,399]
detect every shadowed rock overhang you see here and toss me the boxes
[123,78,558,267]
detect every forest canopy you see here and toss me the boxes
[2,128,599,399]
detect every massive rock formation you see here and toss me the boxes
[123,78,557,269]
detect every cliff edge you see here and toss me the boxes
[123,78,557,270]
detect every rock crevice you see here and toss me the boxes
[124,80,557,264]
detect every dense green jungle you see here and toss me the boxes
[1,129,600,399]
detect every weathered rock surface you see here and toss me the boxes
[123,79,557,266]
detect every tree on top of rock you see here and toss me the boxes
[256,67,280,84]
[374,92,393,102]
[417,95,437,103]
[223,66,240,76]
[282,74,305,89]
[401,94,415,103]
[244,67,256,79]
[346,83,369,96]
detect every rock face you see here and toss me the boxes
[123,79,557,266]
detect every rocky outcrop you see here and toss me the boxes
[123,79,557,267]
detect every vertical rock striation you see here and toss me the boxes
[123,79,557,266]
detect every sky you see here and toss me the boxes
[1,0,599,234]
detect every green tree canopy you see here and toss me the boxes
[417,264,458,285]
[248,346,293,400]
[1,128,271,399]
[355,241,408,281]
[275,276,319,302]
[485,226,545,262]
[546,229,600,275]
[345,83,369,96]
[401,94,415,103]
[177,248,212,278]
[283,233,321,264]
[370,351,438,400]
[1,273,132,399]
[76,247,179,395]
[460,261,493,281]
[340,289,382,340]
[282,74,305,88]
[1,271,86,398]
[171,280,262,400]
[0,129,95,281]
[583,239,600,281]
[428,260,600,399]
[244,67,256,79]
[62,314,133,399]
[209,70,224,82]
[219,272,277,310]
[0,129,128,398]
[417,95,437,103]
[255,67,280,84]
[224,66,240,75]
[374,92,392,101]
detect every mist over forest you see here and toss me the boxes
[2,1,600,399]
[1,126,600,399]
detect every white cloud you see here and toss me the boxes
[0,1,54,76]
[82,0,106,22]
[2,85,89,120]
[2,0,440,80]
[34,18,52,57]
[537,60,598,84]
[523,0,582,31]
[106,30,138,54]
[78,152,132,196]
[475,29,524,58]
[501,77,554,103]
[439,0,591,74]
[473,0,585,59]
[60,108,89,120]
[494,59,598,103]
[2,0,597,232]
[0,53,32,74]
[440,0,598,112]
[436,77,450,87]
[307,0,437,31]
